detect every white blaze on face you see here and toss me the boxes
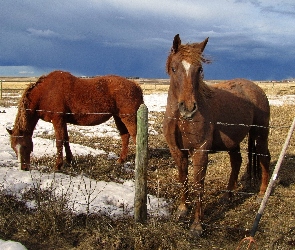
[16,144,21,169]
[182,60,191,76]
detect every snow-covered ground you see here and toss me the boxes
[0,93,294,249]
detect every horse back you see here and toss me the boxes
[212,78,270,123]
[27,71,143,124]
[210,78,270,149]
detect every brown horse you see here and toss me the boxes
[163,34,270,236]
[7,71,143,171]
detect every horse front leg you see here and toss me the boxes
[190,150,208,236]
[118,133,130,163]
[114,116,132,163]
[52,118,70,171]
[170,148,189,219]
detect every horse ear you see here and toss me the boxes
[6,128,12,135]
[172,34,181,53]
[199,37,209,52]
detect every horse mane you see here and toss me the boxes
[199,77,213,99]
[13,75,45,132]
[166,43,213,99]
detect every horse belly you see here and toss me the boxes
[66,114,112,126]
[212,127,249,151]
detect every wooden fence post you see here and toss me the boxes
[134,104,148,223]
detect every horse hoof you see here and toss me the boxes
[175,205,188,221]
[117,158,125,164]
[64,161,72,168]
[53,165,62,172]
[175,211,187,221]
[220,192,232,203]
[66,159,73,166]
[190,222,203,237]
[256,194,264,203]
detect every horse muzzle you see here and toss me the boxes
[178,101,198,120]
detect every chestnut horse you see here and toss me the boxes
[163,34,270,236]
[7,71,143,171]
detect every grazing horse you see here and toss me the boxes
[7,71,143,171]
[163,34,270,236]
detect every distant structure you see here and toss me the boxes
[126,76,140,79]
[283,78,295,82]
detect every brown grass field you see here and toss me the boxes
[2,76,295,95]
[0,77,295,249]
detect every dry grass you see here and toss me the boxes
[0,78,295,249]
[0,77,37,89]
[2,76,295,95]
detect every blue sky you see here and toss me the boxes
[1,0,295,80]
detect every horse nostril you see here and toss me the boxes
[178,101,197,112]
[179,101,185,109]
[192,102,197,112]
[178,101,198,119]
[188,102,198,117]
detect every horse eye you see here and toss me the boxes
[171,67,176,73]
[199,67,203,73]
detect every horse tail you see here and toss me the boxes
[247,134,260,186]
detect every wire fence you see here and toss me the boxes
[1,83,295,248]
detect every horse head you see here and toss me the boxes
[7,128,33,170]
[166,34,209,120]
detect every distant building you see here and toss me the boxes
[126,76,139,79]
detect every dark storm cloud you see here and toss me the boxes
[0,0,294,80]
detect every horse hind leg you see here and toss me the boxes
[63,125,73,165]
[241,134,258,186]
[249,127,271,197]
[224,148,242,199]
[256,137,271,196]
[113,115,133,163]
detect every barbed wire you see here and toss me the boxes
[1,96,295,244]
[2,108,293,174]
[25,108,137,116]
[164,116,291,129]
[1,84,295,247]
[3,111,293,161]
[3,118,292,138]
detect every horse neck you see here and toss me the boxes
[13,108,38,137]
[196,80,213,105]
[14,84,41,137]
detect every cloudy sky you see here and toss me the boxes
[1,0,295,80]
